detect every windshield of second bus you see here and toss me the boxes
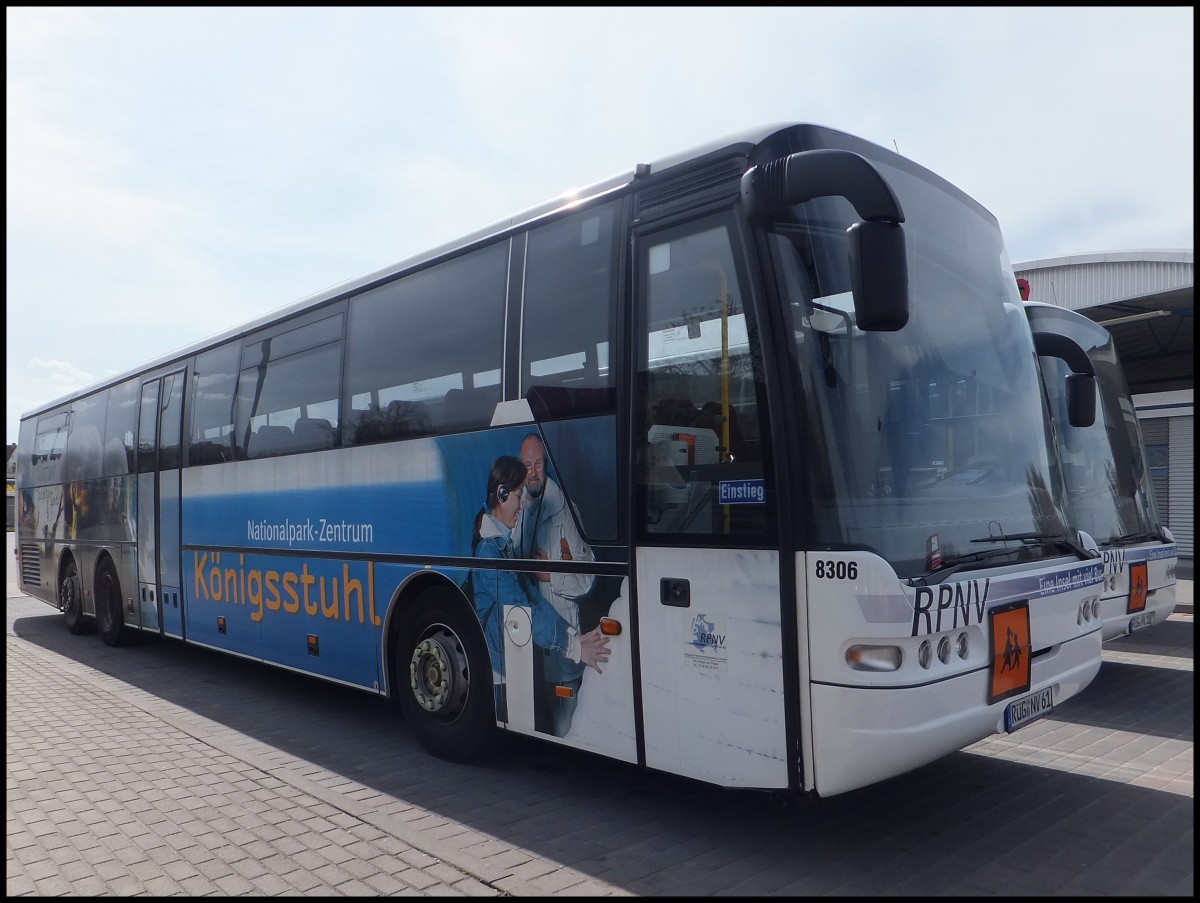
[1028,308,1164,547]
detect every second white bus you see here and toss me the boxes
[1026,300,1177,640]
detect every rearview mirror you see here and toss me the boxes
[848,220,909,331]
[742,149,909,332]
[1066,373,1096,428]
[1031,331,1097,429]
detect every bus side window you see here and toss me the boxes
[65,392,107,483]
[189,342,240,466]
[520,201,619,418]
[31,411,70,485]
[235,313,344,458]
[351,400,433,444]
[442,386,501,432]
[293,417,336,451]
[344,243,508,444]
[247,424,294,459]
[104,378,140,475]
[156,371,184,470]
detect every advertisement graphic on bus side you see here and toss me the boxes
[182,418,629,749]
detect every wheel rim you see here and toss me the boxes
[62,573,80,620]
[408,626,470,720]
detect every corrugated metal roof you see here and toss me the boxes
[1014,250,1193,396]
[1013,250,1192,311]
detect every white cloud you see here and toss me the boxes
[5,6,1193,442]
[7,358,98,432]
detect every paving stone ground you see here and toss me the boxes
[7,535,1193,896]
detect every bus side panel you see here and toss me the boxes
[184,547,264,662]
[182,548,394,687]
[107,471,140,631]
[181,444,448,687]
[636,547,788,789]
[183,441,454,557]
[114,540,140,633]
[16,475,137,616]
[136,470,158,630]
[173,432,522,695]
[16,483,64,605]
[498,573,638,764]
[159,470,184,638]
[180,423,628,713]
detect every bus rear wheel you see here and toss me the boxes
[95,558,133,647]
[60,560,90,635]
[395,587,494,762]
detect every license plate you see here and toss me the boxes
[1004,686,1054,733]
[1128,611,1155,633]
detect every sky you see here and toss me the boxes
[6,6,1194,445]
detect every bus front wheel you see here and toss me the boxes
[60,560,90,635]
[95,558,133,647]
[394,587,494,763]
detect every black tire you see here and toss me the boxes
[60,560,91,635]
[95,557,133,647]
[394,587,494,762]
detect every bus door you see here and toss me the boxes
[136,370,186,638]
[631,213,791,790]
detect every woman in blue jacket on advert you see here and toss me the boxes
[470,455,609,726]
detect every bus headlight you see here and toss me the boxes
[846,644,903,672]
[917,639,932,669]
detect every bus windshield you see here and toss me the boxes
[768,160,1072,580]
[1026,305,1165,547]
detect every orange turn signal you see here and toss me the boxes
[599,617,622,636]
[555,685,574,698]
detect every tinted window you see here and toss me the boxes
[16,418,35,489]
[30,410,69,486]
[103,378,139,476]
[190,343,240,465]
[521,201,619,419]
[65,392,107,483]
[344,241,508,445]
[138,382,159,474]
[236,314,344,459]
[159,371,185,470]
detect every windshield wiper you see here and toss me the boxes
[915,531,1095,586]
[912,546,1026,586]
[970,530,1094,560]
[1109,531,1165,545]
[970,530,1048,544]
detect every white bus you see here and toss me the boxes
[1025,300,1178,640]
[15,123,1107,799]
